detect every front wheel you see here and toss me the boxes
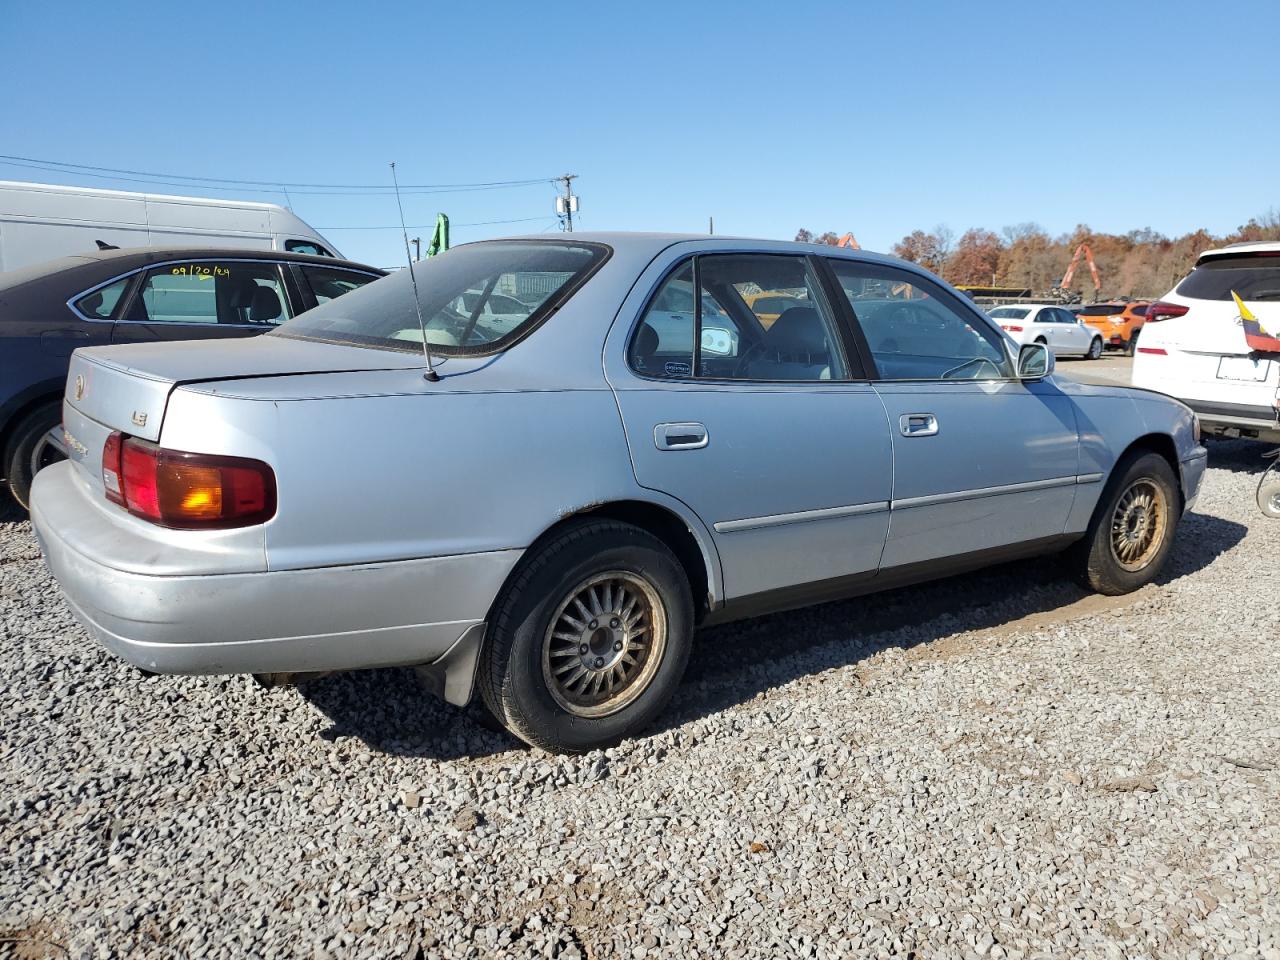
[478,518,694,753]
[1086,337,1103,360]
[1258,465,1280,519]
[1066,450,1181,595]
[4,401,64,509]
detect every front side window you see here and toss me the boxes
[74,277,130,320]
[123,262,293,326]
[629,254,847,382]
[301,265,380,305]
[827,259,1011,381]
[275,241,608,355]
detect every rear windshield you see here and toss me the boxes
[274,240,609,355]
[1080,304,1123,316]
[1176,254,1280,302]
[988,307,1029,319]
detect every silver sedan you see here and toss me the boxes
[31,234,1208,753]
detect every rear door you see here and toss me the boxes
[824,257,1081,570]
[606,248,893,603]
[111,259,293,344]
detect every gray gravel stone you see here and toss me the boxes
[1,441,1277,958]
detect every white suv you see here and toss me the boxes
[1132,241,1280,442]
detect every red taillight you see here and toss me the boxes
[1137,347,1168,355]
[1146,300,1189,322]
[1002,324,1023,332]
[100,431,276,528]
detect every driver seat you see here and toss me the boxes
[745,306,833,381]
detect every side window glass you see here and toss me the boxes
[285,240,332,257]
[827,259,1012,381]
[126,262,294,326]
[74,277,130,320]
[630,255,845,382]
[302,266,379,305]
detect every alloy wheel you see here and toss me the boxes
[1109,478,1169,572]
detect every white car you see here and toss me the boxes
[988,303,1104,359]
[1132,242,1280,443]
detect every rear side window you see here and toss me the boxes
[74,277,130,320]
[123,262,293,326]
[1131,304,1148,316]
[300,265,380,305]
[629,254,848,382]
[275,241,609,355]
[1177,255,1280,301]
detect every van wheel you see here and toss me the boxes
[478,518,694,753]
[1087,337,1103,360]
[1066,451,1180,595]
[4,402,64,510]
[1258,467,1280,519]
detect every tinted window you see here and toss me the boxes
[275,241,608,355]
[74,277,130,320]
[989,307,1029,319]
[1080,304,1123,316]
[125,262,292,326]
[1131,304,1148,316]
[1176,255,1280,301]
[828,259,1011,381]
[301,266,379,305]
[629,255,846,382]
[285,240,332,257]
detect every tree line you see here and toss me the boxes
[797,210,1280,300]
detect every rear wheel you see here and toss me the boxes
[478,518,694,753]
[1086,337,1103,360]
[1066,451,1180,595]
[3,402,64,510]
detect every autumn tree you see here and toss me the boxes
[944,229,1003,286]
[892,228,948,274]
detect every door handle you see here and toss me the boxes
[654,422,709,450]
[899,413,938,437]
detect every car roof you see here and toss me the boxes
[990,303,1056,310]
[1198,240,1280,262]
[63,245,383,272]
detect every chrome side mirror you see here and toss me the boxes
[1017,341,1054,379]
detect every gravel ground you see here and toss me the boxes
[2,441,1278,960]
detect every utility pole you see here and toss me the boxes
[556,174,578,232]
[708,216,714,235]
[410,237,421,262]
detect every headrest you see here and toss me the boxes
[227,276,259,308]
[764,306,827,353]
[249,286,283,322]
[633,322,660,357]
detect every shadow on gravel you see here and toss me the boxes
[652,509,1248,738]
[1202,437,1276,476]
[0,495,25,525]
[299,512,1245,759]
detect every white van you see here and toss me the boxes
[0,180,342,272]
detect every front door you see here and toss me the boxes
[824,258,1081,570]
[607,251,894,602]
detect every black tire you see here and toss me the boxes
[1086,337,1103,360]
[1066,450,1181,595]
[3,401,63,510]
[1257,467,1280,519]
[478,518,694,753]
[1034,336,1048,344]
[1126,327,1141,356]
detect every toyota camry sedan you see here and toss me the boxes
[31,234,1207,753]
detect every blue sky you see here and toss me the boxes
[3,0,1276,266]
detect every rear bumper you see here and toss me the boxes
[29,463,520,700]
[1184,399,1280,442]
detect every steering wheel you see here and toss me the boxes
[732,339,770,378]
[941,356,1003,380]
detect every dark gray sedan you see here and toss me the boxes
[30,234,1207,753]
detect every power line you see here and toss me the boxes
[319,215,556,231]
[0,154,558,196]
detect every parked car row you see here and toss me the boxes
[24,233,1207,753]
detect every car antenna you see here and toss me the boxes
[390,161,439,382]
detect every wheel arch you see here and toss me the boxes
[513,499,722,623]
[1115,432,1183,502]
[0,382,64,479]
